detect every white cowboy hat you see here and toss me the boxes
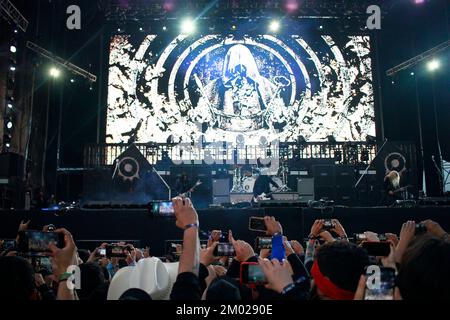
[107,257,179,300]
[107,266,134,300]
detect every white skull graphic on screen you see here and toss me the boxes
[196,44,287,132]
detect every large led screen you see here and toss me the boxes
[107,33,375,144]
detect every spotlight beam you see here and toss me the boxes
[386,40,450,77]
[26,41,97,82]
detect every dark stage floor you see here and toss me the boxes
[1,206,450,256]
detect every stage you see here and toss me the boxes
[1,206,449,256]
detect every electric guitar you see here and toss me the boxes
[253,189,280,203]
[391,185,413,194]
[180,180,202,197]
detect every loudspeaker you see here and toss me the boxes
[212,178,230,204]
[213,178,230,196]
[297,178,314,195]
[313,165,334,186]
[335,165,355,187]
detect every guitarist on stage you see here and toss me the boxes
[253,172,279,202]
[174,172,201,197]
[383,168,407,206]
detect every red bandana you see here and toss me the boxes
[311,260,355,300]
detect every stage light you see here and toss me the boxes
[10,45,17,53]
[285,0,299,13]
[139,27,143,31]
[269,20,280,32]
[70,78,75,83]
[181,18,195,34]
[319,25,323,30]
[427,59,440,71]
[231,25,237,31]
[162,26,167,31]
[5,142,11,149]
[49,67,61,78]
[415,0,425,4]
[14,29,18,34]
[6,121,13,129]
[7,103,13,109]
[410,72,415,76]
[10,66,16,71]
[117,28,121,32]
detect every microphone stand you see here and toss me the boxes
[355,138,389,189]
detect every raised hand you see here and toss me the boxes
[200,242,219,266]
[395,220,416,263]
[259,258,294,294]
[18,220,31,232]
[309,220,324,238]
[331,219,347,239]
[363,231,380,242]
[49,228,78,279]
[172,197,198,230]
[421,219,447,239]
[290,240,304,255]
[230,233,255,262]
[319,231,335,243]
[264,216,283,236]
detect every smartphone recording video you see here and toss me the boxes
[149,201,175,217]
[18,231,64,255]
[364,267,396,300]
[98,248,106,257]
[255,237,272,250]
[213,242,235,257]
[353,233,367,243]
[240,262,267,286]
[105,245,130,258]
[322,219,335,230]
[361,241,391,257]
[1,239,16,252]
[249,217,267,232]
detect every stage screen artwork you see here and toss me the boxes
[107,33,375,144]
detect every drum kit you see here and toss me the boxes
[230,163,291,193]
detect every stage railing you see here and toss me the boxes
[83,142,378,168]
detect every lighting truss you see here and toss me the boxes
[386,40,450,77]
[100,0,387,21]
[0,0,28,32]
[26,41,97,83]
